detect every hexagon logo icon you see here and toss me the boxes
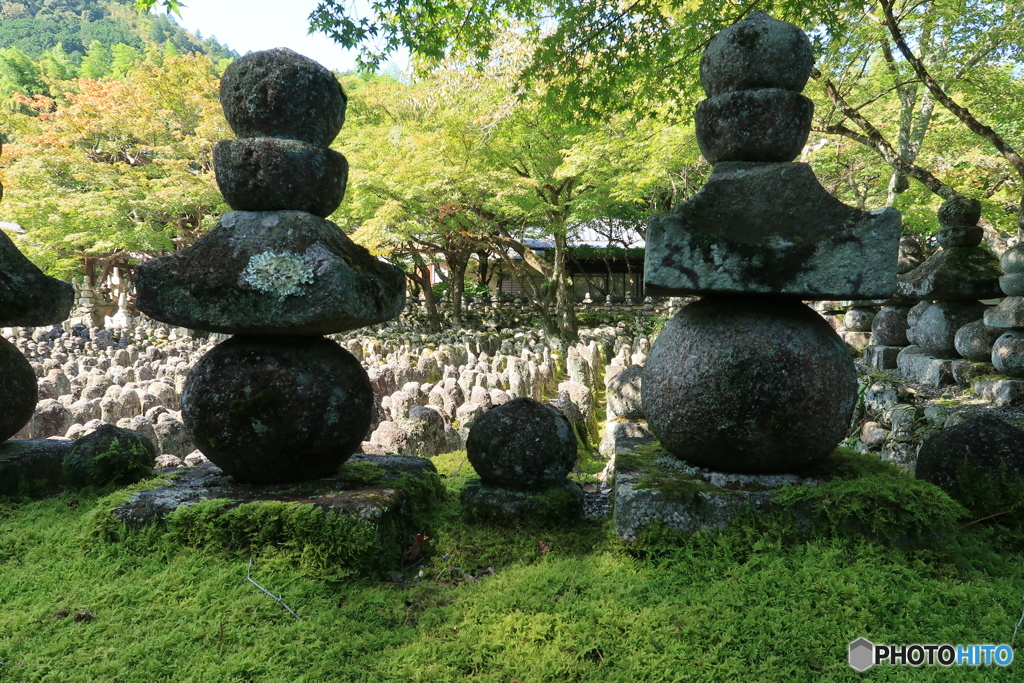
[849,638,875,671]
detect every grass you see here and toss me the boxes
[2,452,1024,681]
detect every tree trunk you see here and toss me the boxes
[552,232,578,343]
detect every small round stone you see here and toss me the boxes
[642,296,856,473]
[63,424,156,488]
[699,11,814,97]
[0,335,37,441]
[695,89,812,163]
[992,331,1024,378]
[1001,244,1024,274]
[214,138,348,217]
[1000,273,1024,296]
[870,306,911,346]
[843,306,875,332]
[954,319,1003,363]
[219,48,347,146]
[937,196,981,229]
[182,335,372,484]
[466,397,577,491]
[898,235,926,274]
[913,301,987,358]
[935,225,983,249]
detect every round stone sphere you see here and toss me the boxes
[954,319,1003,363]
[871,306,910,346]
[641,296,856,473]
[695,89,812,163]
[182,334,372,484]
[937,195,981,229]
[992,331,1024,378]
[0,335,37,441]
[913,301,987,358]
[1001,244,1024,275]
[466,397,577,491]
[219,48,347,147]
[699,11,814,97]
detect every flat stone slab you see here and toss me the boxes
[113,454,438,529]
[896,349,955,387]
[135,211,405,335]
[974,377,1024,407]
[0,438,73,497]
[460,479,583,525]
[644,162,900,299]
[613,435,828,542]
[612,433,958,545]
[110,454,443,579]
[0,231,74,327]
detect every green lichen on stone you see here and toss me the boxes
[242,250,314,300]
[460,480,583,526]
[62,437,154,489]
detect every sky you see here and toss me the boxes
[170,0,408,73]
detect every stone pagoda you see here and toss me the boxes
[641,12,901,473]
[135,49,405,484]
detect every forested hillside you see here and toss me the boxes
[0,0,235,95]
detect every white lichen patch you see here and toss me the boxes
[242,250,314,301]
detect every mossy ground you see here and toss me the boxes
[2,452,1023,681]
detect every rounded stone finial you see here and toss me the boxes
[219,48,347,147]
[699,11,814,97]
[937,196,981,229]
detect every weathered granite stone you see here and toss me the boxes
[698,11,814,97]
[460,480,583,525]
[695,89,812,163]
[937,195,982,230]
[0,335,37,442]
[642,297,856,472]
[864,344,902,369]
[0,230,74,327]
[871,305,910,346]
[844,306,875,332]
[954,319,1003,363]
[1002,244,1024,274]
[181,335,372,484]
[0,437,73,496]
[896,348,954,386]
[998,274,1024,296]
[606,364,644,420]
[135,211,405,335]
[984,296,1024,329]
[936,225,983,249]
[916,413,1024,513]
[951,360,993,387]
[62,423,156,488]
[28,399,72,440]
[644,162,900,299]
[913,301,987,358]
[974,377,1024,406]
[898,235,926,274]
[599,419,652,458]
[214,139,348,217]
[219,48,346,147]
[896,247,1002,300]
[466,397,577,491]
[991,331,1024,378]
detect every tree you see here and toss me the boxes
[0,53,229,282]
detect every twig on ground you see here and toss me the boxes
[1012,596,1024,648]
[246,557,301,621]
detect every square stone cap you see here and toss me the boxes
[644,162,900,300]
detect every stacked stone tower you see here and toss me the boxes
[1,147,74,442]
[135,49,405,484]
[985,243,1024,376]
[641,12,901,473]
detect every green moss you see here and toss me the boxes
[63,437,153,489]
[947,459,1024,518]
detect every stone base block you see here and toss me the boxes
[0,438,74,497]
[612,433,958,546]
[864,345,903,369]
[843,331,873,352]
[599,419,652,458]
[897,350,955,386]
[974,377,1024,407]
[951,360,995,387]
[460,479,583,525]
[110,454,443,580]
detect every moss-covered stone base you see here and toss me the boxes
[0,438,73,498]
[613,433,966,546]
[974,377,1024,407]
[106,454,445,580]
[460,479,583,526]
